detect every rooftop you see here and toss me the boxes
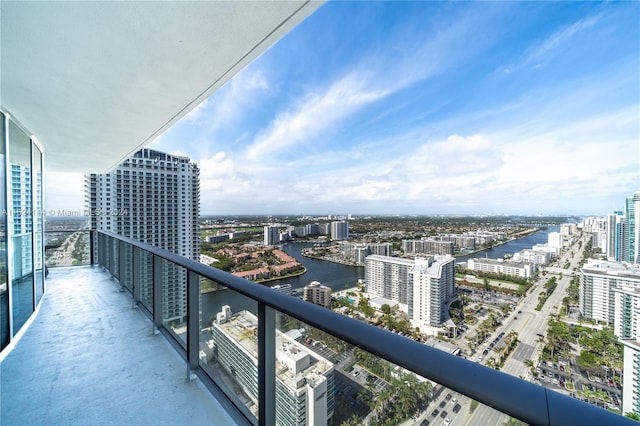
[0,266,239,425]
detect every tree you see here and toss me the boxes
[625,412,640,421]
[381,304,391,315]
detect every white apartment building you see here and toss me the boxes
[330,221,349,240]
[402,239,454,256]
[365,255,414,311]
[339,242,391,264]
[410,256,456,328]
[466,258,535,278]
[365,255,456,327]
[264,225,280,246]
[547,232,563,253]
[579,260,640,324]
[211,306,335,426]
[86,148,199,323]
[512,249,551,265]
[579,259,640,416]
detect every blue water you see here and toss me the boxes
[201,226,559,322]
[454,226,559,264]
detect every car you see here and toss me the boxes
[451,397,458,405]
[518,310,522,313]
[440,411,448,419]
[439,401,446,408]
[431,409,439,417]
[453,403,462,413]
[483,349,489,355]
[514,316,518,319]
[444,418,451,425]
[420,420,430,426]
[445,393,452,401]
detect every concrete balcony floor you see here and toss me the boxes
[1,266,238,425]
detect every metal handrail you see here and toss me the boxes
[96,230,633,426]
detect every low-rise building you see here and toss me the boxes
[466,258,535,278]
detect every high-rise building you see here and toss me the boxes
[264,225,280,246]
[579,259,640,325]
[607,213,621,260]
[626,192,640,264]
[410,256,456,328]
[330,221,348,240]
[579,259,640,416]
[86,148,200,323]
[211,306,335,425]
[365,255,414,310]
[402,239,454,256]
[303,281,332,308]
[365,255,456,327]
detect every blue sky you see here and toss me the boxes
[47,1,639,216]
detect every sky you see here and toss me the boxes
[45,1,640,216]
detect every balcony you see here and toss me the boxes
[2,230,634,425]
[0,265,240,425]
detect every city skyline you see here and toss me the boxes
[45,2,639,216]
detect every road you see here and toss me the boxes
[466,231,589,425]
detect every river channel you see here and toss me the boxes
[201,226,559,323]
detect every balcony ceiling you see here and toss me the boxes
[0,1,322,172]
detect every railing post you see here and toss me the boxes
[152,255,162,335]
[118,239,125,292]
[132,246,140,309]
[186,270,199,381]
[258,302,276,426]
[89,230,95,265]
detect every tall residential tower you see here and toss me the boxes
[86,148,200,323]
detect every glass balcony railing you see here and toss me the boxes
[94,230,633,426]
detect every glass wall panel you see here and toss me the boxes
[0,114,8,350]
[199,275,258,424]
[9,120,34,331]
[32,143,44,304]
[160,258,187,348]
[275,310,518,426]
[139,250,153,310]
[120,242,133,291]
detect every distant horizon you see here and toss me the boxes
[44,2,639,216]
[43,212,586,221]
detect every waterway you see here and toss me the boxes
[454,225,560,264]
[201,227,559,323]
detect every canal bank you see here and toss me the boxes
[201,227,559,325]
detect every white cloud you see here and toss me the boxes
[521,14,601,69]
[245,71,389,161]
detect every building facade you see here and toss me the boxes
[365,255,456,327]
[579,259,640,325]
[466,258,535,278]
[365,255,414,310]
[627,192,640,264]
[578,259,640,416]
[303,281,332,309]
[330,221,349,241]
[264,225,280,246]
[410,256,456,328]
[402,239,454,256]
[211,306,335,425]
[86,148,200,323]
